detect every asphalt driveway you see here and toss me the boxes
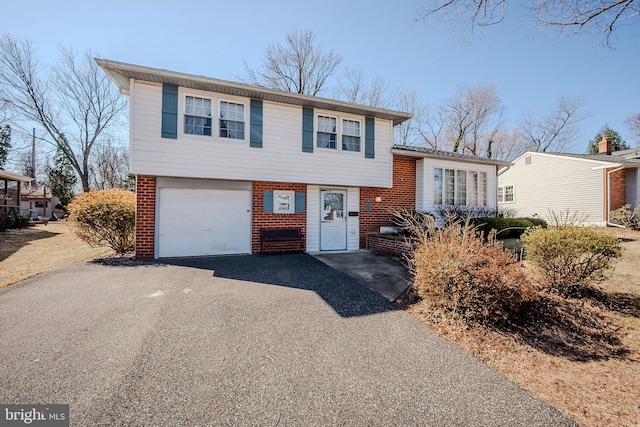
[0,253,575,426]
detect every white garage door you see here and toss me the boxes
[158,188,251,258]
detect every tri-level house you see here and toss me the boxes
[98,60,510,259]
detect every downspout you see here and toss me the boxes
[606,165,625,227]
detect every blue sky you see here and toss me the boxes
[5,0,639,152]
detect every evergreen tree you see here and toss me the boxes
[587,124,629,154]
[48,147,77,210]
[0,125,10,169]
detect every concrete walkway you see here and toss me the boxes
[0,254,575,426]
[312,250,412,301]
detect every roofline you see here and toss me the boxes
[0,170,32,182]
[96,59,413,126]
[392,147,512,167]
[513,150,633,166]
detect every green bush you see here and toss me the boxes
[67,189,135,254]
[3,212,31,229]
[470,217,547,239]
[521,226,623,296]
[409,220,536,324]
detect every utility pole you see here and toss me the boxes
[30,128,36,189]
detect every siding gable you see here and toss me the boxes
[161,84,178,139]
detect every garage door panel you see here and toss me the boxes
[158,188,251,257]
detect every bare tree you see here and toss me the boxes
[443,84,505,157]
[519,95,587,152]
[625,113,640,145]
[0,35,127,191]
[243,29,343,96]
[334,67,393,108]
[394,86,428,146]
[417,102,447,149]
[415,0,639,45]
[89,139,129,190]
[488,128,527,161]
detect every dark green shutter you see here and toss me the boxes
[295,192,305,213]
[263,191,273,212]
[365,117,375,159]
[161,84,178,139]
[250,99,263,148]
[302,107,314,153]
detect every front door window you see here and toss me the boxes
[323,192,344,221]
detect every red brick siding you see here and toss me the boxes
[608,169,627,214]
[252,182,307,253]
[360,157,416,247]
[135,175,156,259]
[367,234,414,258]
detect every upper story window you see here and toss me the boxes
[317,115,337,149]
[185,96,212,136]
[219,101,245,139]
[182,93,247,141]
[342,119,361,152]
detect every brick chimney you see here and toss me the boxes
[598,136,612,155]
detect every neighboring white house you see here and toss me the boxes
[97,59,509,259]
[498,140,640,225]
[20,188,62,220]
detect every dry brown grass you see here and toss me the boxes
[0,221,112,287]
[407,227,640,427]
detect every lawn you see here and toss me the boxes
[408,227,640,427]
[0,221,112,288]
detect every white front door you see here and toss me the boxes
[320,190,347,251]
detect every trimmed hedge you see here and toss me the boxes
[470,217,547,239]
[67,189,135,254]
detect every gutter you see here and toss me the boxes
[497,165,510,176]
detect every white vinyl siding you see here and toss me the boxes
[498,152,613,224]
[129,82,394,189]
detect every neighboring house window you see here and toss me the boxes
[317,115,337,149]
[498,186,504,203]
[435,168,488,207]
[219,101,245,139]
[273,191,295,214]
[342,119,361,152]
[185,96,212,136]
[525,156,531,165]
[504,185,515,203]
